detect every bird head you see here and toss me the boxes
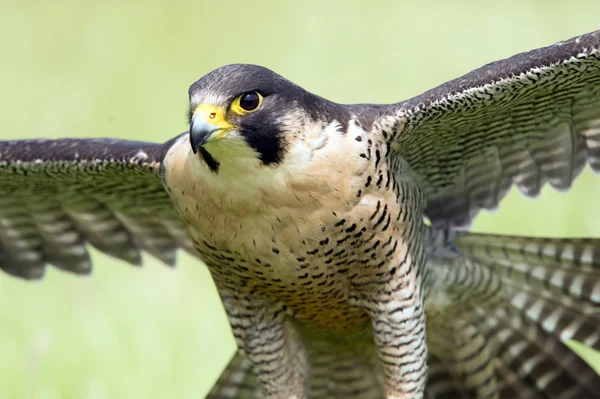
[187,64,350,173]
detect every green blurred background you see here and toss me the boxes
[1,1,600,398]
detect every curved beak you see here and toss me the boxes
[189,104,233,154]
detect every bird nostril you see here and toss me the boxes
[209,112,216,120]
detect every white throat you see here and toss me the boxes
[164,119,368,217]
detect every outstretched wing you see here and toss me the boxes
[0,135,196,279]
[387,29,600,228]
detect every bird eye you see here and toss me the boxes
[232,91,263,114]
[239,92,261,111]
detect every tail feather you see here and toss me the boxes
[503,283,600,349]
[425,353,476,399]
[426,316,498,398]
[455,234,600,269]
[494,358,543,399]
[479,306,599,397]
[304,332,384,398]
[427,232,600,398]
[456,234,600,305]
[456,234,600,351]
[206,351,258,399]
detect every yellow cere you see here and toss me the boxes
[193,103,233,140]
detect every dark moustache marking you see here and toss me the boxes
[199,146,220,172]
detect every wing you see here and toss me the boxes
[0,134,196,279]
[386,29,600,228]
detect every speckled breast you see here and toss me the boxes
[188,201,384,332]
[161,129,404,333]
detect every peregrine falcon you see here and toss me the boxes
[2,29,600,399]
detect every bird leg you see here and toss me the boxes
[221,294,309,399]
[363,287,428,399]
[353,237,429,398]
[343,179,429,398]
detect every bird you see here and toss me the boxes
[1,28,600,399]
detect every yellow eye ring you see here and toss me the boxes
[231,91,263,114]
